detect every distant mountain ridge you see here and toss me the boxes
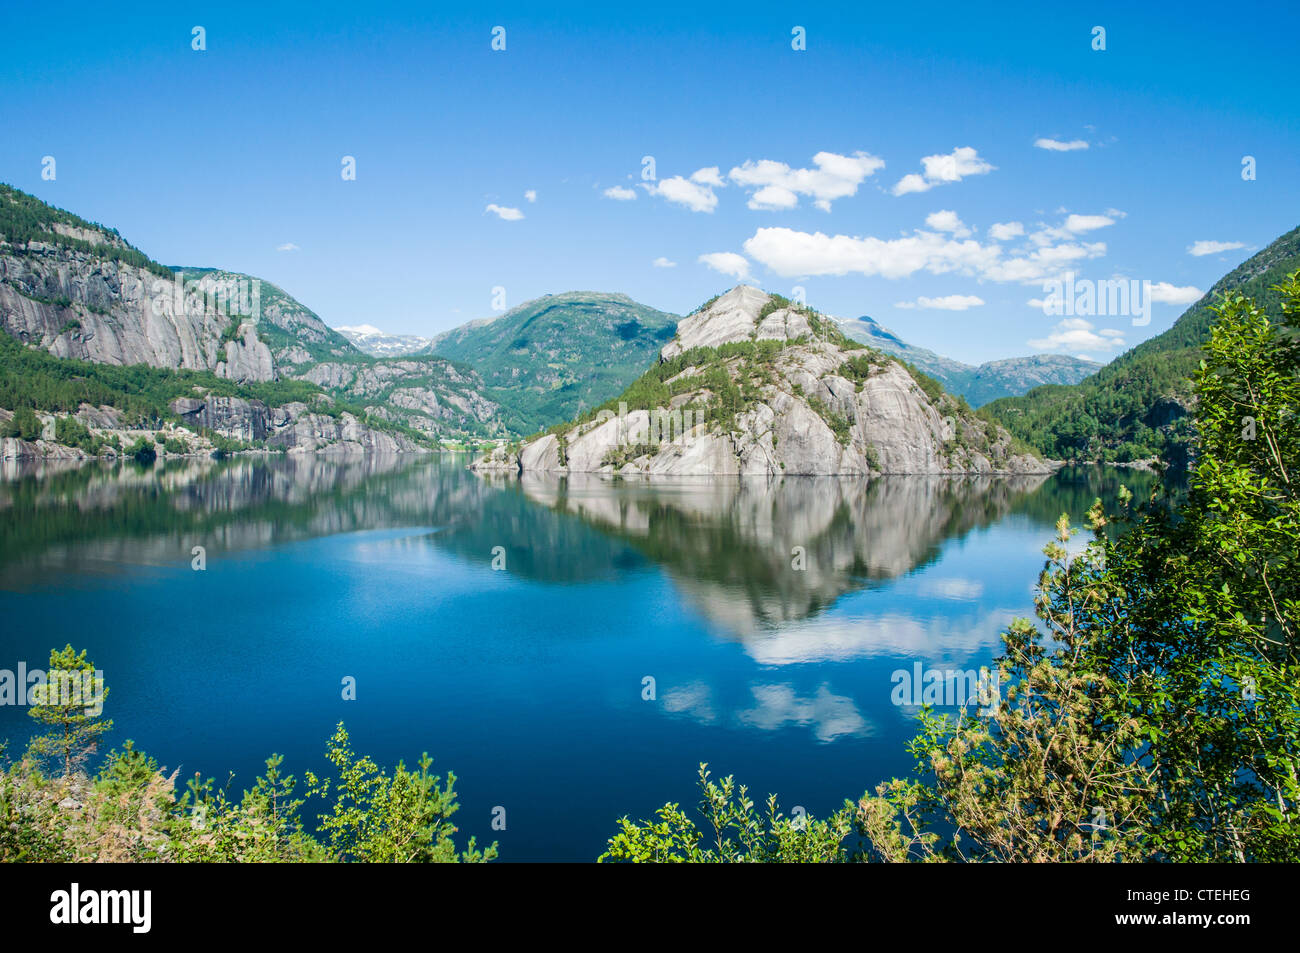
[427,291,678,434]
[336,324,434,357]
[836,314,1100,407]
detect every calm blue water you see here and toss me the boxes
[0,454,1152,860]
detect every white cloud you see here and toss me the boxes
[1148,282,1204,305]
[742,226,1000,280]
[1187,240,1245,257]
[736,683,872,743]
[891,173,930,196]
[891,146,995,196]
[652,256,676,268]
[748,185,799,210]
[1064,213,1118,233]
[698,251,750,280]
[1034,138,1090,152]
[741,208,1118,287]
[603,186,636,201]
[982,240,1107,284]
[524,190,537,203]
[661,681,717,725]
[728,151,885,211]
[988,221,1024,241]
[485,204,523,221]
[645,173,720,213]
[1028,317,1127,354]
[275,242,299,252]
[690,166,725,187]
[924,210,971,237]
[918,578,985,600]
[895,294,985,311]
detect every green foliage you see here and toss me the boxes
[2,406,42,440]
[305,722,496,863]
[610,274,1300,863]
[601,764,853,863]
[540,338,785,445]
[430,291,678,434]
[0,332,427,450]
[901,361,946,405]
[126,436,156,463]
[53,415,97,452]
[26,645,112,780]
[600,442,657,469]
[837,350,886,385]
[873,276,1300,861]
[0,183,173,280]
[1,660,496,863]
[806,394,852,446]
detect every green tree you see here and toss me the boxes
[608,273,1300,863]
[601,764,853,863]
[859,273,1300,863]
[305,722,497,863]
[27,645,112,780]
[1,406,42,440]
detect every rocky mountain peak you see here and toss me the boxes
[662,285,812,360]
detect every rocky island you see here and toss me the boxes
[474,286,1056,476]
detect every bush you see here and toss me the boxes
[127,436,156,463]
[1,407,43,441]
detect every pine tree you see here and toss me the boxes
[27,645,112,780]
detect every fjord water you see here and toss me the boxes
[0,455,1153,861]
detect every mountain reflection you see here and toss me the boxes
[508,472,1052,634]
[1,455,1156,645]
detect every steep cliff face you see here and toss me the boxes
[0,185,503,445]
[477,286,1053,476]
[0,242,241,374]
[295,358,501,435]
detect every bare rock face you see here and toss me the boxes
[0,190,490,448]
[1,435,88,462]
[170,396,271,442]
[295,359,501,435]
[486,286,1057,477]
[470,445,520,471]
[167,394,422,452]
[265,406,423,454]
[0,247,230,371]
[214,323,276,383]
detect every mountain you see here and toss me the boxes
[986,224,1300,463]
[428,291,678,433]
[336,324,433,357]
[0,184,504,456]
[836,314,1100,407]
[474,286,1050,476]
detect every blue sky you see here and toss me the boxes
[2,0,1297,364]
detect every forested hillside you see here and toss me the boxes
[986,225,1300,462]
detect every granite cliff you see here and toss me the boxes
[475,287,1054,476]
